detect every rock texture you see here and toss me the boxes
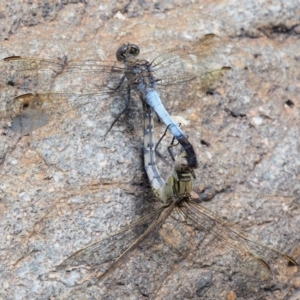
[0,1,299,299]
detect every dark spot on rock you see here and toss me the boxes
[206,89,215,95]
[199,186,216,202]
[196,271,213,297]
[200,140,210,147]
[22,103,29,110]
[271,23,299,34]
[258,23,299,38]
[224,108,246,118]
[285,99,294,107]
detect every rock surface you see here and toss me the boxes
[0,1,299,299]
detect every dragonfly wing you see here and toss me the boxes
[55,206,168,284]
[156,66,230,116]
[179,200,298,297]
[2,56,66,90]
[2,56,131,91]
[151,35,230,113]
[152,34,228,82]
[151,34,223,68]
[185,200,297,266]
[8,85,128,136]
[3,56,137,136]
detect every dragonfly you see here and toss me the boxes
[52,103,298,297]
[2,34,231,168]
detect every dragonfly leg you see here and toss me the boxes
[103,84,132,137]
[95,74,126,91]
[154,124,180,166]
[107,74,126,91]
[154,124,173,167]
[156,125,197,179]
[167,135,180,162]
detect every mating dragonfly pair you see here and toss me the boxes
[2,34,298,295]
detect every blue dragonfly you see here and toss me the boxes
[2,34,230,168]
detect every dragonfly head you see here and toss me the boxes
[116,44,140,62]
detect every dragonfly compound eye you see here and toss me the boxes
[116,44,140,62]
[128,44,139,56]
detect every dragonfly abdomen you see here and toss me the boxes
[145,89,198,168]
[145,89,184,137]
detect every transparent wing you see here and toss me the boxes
[2,55,133,136]
[7,91,122,135]
[2,34,229,95]
[178,199,298,296]
[157,66,231,115]
[151,34,222,68]
[1,56,128,91]
[152,34,225,82]
[151,34,231,112]
[66,34,230,101]
[50,196,297,291]
[2,56,130,132]
[2,56,66,91]
[55,204,174,284]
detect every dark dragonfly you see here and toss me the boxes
[2,34,230,168]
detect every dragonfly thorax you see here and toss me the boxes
[125,60,157,92]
